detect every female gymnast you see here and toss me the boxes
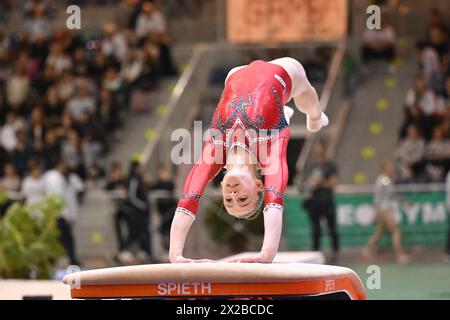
[169,57,329,263]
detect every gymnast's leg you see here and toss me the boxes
[270,57,329,132]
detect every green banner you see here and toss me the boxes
[284,191,449,250]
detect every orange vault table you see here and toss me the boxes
[63,263,367,300]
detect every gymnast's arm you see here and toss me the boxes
[169,140,224,263]
[227,133,289,263]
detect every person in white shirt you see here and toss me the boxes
[43,160,82,266]
[396,124,426,181]
[21,161,45,205]
[405,75,439,116]
[101,23,128,64]
[135,1,167,39]
[361,14,396,67]
[66,83,96,120]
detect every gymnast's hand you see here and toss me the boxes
[226,253,274,264]
[171,255,217,263]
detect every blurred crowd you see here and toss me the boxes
[0,0,177,199]
[397,9,450,183]
[360,8,450,183]
[0,0,180,265]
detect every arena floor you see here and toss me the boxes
[346,262,450,300]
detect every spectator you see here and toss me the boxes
[424,9,449,41]
[41,128,61,170]
[301,142,339,262]
[0,162,20,194]
[361,13,396,69]
[150,165,176,250]
[120,160,153,263]
[66,82,96,121]
[10,129,33,177]
[61,128,84,178]
[43,159,82,266]
[46,43,73,75]
[399,102,426,139]
[363,161,410,264]
[29,106,46,156]
[396,124,426,181]
[105,162,129,256]
[56,71,76,102]
[424,126,450,181]
[21,160,45,204]
[6,64,30,113]
[405,74,439,117]
[0,112,24,152]
[135,1,167,40]
[22,3,51,42]
[43,85,64,125]
[417,43,442,94]
[102,22,128,64]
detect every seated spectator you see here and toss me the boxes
[6,64,30,114]
[135,1,167,40]
[405,74,440,139]
[427,25,449,63]
[72,47,90,77]
[399,103,426,139]
[424,8,449,42]
[41,128,61,170]
[61,129,84,179]
[46,43,73,75]
[0,162,20,194]
[417,41,442,94]
[406,74,440,116]
[424,126,450,181]
[56,71,77,102]
[21,160,45,204]
[22,3,51,42]
[97,88,121,137]
[10,129,34,177]
[0,112,24,152]
[29,106,46,156]
[396,124,426,182]
[0,145,9,172]
[66,82,96,121]
[361,14,396,68]
[102,22,128,65]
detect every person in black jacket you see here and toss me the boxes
[105,162,128,254]
[150,165,176,250]
[123,160,152,262]
[302,142,339,262]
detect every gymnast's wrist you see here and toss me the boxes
[258,250,276,263]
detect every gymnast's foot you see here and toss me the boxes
[396,253,411,264]
[307,112,329,132]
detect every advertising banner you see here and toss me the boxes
[227,0,348,43]
[285,191,449,249]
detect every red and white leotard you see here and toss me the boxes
[176,60,293,219]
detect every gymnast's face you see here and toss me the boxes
[221,166,264,218]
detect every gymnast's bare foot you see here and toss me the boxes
[307,112,329,132]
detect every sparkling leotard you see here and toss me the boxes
[176,60,292,219]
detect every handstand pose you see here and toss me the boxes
[170,57,329,263]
